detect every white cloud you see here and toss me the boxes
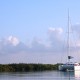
[70,24,80,47]
[48,27,63,42]
[72,24,80,38]
[7,36,20,46]
[48,27,63,36]
[47,27,65,52]
[76,41,80,47]
[0,27,80,64]
[72,24,80,32]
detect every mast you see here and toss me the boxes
[67,9,70,62]
[67,10,73,62]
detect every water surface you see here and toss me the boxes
[0,71,80,80]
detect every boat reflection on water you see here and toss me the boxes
[74,71,80,79]
[60,71,80,80]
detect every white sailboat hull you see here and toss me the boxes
[59,63,80,71]
[59,64,74,71]
[74,66,80,71]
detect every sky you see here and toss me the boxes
[0,0,80,64]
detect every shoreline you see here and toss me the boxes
[0,63,58,72]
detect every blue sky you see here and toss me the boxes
[0,0,80,64]
[0,0,80,42]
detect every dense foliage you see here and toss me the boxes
[0,63,58,72]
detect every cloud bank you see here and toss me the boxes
[0,27,80,64]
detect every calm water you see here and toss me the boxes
[0,71,80,80]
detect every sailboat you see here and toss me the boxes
[58,11,80,71]
[58,57,80,71]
